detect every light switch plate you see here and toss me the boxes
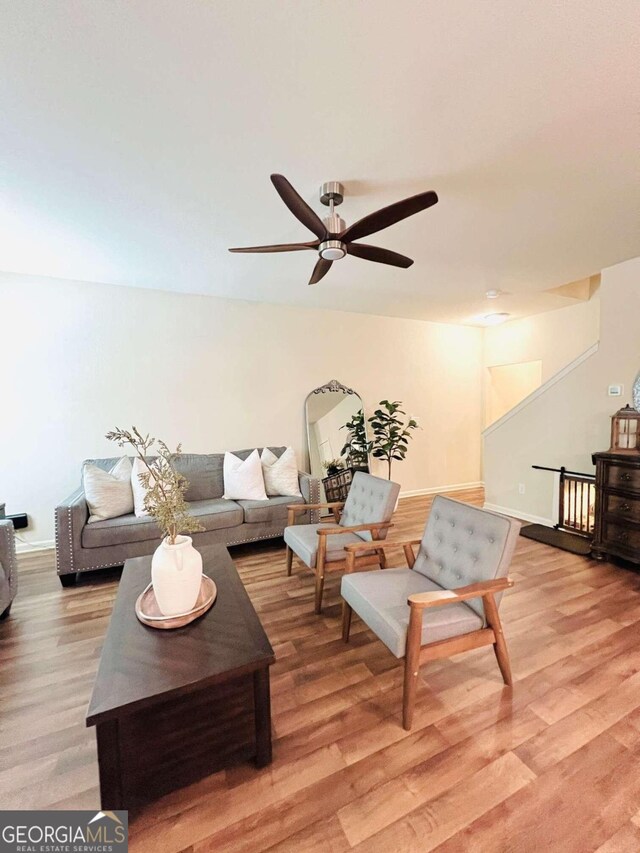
[608,384,623,397]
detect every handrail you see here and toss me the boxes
[532,464,595,480]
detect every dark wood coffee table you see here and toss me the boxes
[86,545,274,810]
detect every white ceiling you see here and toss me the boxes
[0,0,638,324]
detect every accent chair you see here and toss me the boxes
[284,471,400,614]
[340,495,521,729]
[0,519,17,620]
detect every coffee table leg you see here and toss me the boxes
[253,667,272,767]
[96,719,124,809]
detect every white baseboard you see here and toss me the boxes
[400,481,484,499]
[15,537,55,554]
[483,502,554,527]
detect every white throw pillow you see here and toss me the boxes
[223,450,268,501]
[83,457,134,523]
[260,447,301,497]
[131,456,154,517]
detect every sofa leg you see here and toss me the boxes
[314,573,325,615]
[341,601,352,642]
[0,603,11,621]
[286,546,293,577]
[59,573,77,588]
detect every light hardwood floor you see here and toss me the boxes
[3,489,640,851]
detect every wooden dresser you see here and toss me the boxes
[592,450,640,565]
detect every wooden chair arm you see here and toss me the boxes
[344,538,421,554]
[408,577,514,610]
[287,501,345,513]
[344,537,420,573]
[316,522,393,537]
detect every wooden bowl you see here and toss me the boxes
[135,575,217,629]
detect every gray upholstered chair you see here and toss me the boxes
[341,495,521,729]
[0,519,17,620]
[284,471,401,614]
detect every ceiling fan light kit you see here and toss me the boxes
[482,312,511,326]
[229,174,438,285]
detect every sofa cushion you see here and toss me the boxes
[173,454,225,501]
[284,523,373,569]
[239,494,304,525]
[341,567,483,658]
[83,450,289,504]
[82,499,243,548]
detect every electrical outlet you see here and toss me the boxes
[518,483,525,495]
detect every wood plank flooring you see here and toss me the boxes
[3,489,640,851]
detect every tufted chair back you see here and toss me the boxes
[339,472,401,541]
[413,496,521,618]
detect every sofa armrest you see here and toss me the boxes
[297,471,322,524]
[0,519,17,606]
[55,488,88,576]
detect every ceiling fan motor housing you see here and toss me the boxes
[320,191,347,258]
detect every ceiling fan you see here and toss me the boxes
[229,174,438,285]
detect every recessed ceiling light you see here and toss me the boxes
[482,312,510,326]
[485,289,502,299]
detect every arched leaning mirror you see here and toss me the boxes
[305,379,369,505]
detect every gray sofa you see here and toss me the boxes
[0,519,17,619]
[55,447,320,586]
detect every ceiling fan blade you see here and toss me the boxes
[229,241,317,253]
[271,174,327,240]
[309,258,332,285]
[346,243,414,268]
[340,190,438,243]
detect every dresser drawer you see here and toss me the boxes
[603,522,640,555]
[604,464,640,493]
[605,493,640,524]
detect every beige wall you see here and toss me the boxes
[483,257,639,523]
[483,294,601,383]
[0,272,484,545]
[486,360,542,426]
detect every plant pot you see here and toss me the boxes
[151,535,203,617]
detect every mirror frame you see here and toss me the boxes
[304,379,370,479]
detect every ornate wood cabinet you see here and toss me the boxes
[592,450,640,565]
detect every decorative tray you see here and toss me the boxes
[134,575,217,629]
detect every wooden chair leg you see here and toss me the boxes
[483,593,513,686]
[314,572,325,615]
[403,607,423,730]
[286,546,293,576]
[342,601,352,642]
[314,535,328,615]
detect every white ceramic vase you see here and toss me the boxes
[151,535,203,617]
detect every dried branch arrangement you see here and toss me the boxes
[106,426,203,544]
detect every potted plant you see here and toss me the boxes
[322,458,344,478]
[107,426,204,617]
[340,410,371,471]
[368,400,419,480]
